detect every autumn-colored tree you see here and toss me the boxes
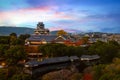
[42,69,72,80]
[57,30,67,36]
[70,73,82,80]
[93,58,120,80]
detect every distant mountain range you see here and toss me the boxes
[0,26,119,36]
[0,26,35,36]
[0,26,60,36]
[50,30,59,35]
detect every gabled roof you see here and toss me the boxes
[27,35,57,42]
[55,35,66,40]
[27,35,76,42]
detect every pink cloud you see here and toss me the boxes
[0,6,75,26]
[17,6,53,12]
[49,26,83,33]
[53,11,75,19]
[49,26,64,31]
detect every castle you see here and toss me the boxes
[25,22,89,59]
[25,22,75,46]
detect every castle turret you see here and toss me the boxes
[34,22,49,35]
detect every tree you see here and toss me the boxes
[10,73,32,80]
[93,64,105,80]
[82,36,89,44]
[10,33,17,37]
[39,43,67,57]
[19,34,30,40]
[0,69,8,80]
[5,46,27,65]
[42,69,72,80]
[18,34,30,45]
[70,73,82,80]
[88,41,119,63]
[92,58,120,80]
[88,41,105,55]
[9,33,17,45]
[108,40,119,47]
[0,36,10,44]
[65,46,83,56]
[39,43,86,57]
[0,44,9,58]
[57,30,67,36]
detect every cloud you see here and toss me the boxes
[64,28,83,33]
[0,0,120,33]
[49,26,64,31]
[49,26,83,33]
[86,13,120,22]
[0,6,75,26]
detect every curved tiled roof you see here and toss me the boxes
[27,35,57,42]
[27,35,75,42]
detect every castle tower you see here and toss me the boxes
[37,22,44,29]
[34,22,49,35]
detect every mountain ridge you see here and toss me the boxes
[0,26,59,36]
[0,26,119,36]
[0,26,34,36]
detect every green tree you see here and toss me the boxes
[18,34,30,45]
[0,68,8,80]
[9,33,17,45]
[64,46,86,57]
[0,44,9,58]
[19,34,30,40]
[108,40,120,47]
[99,73,112,80]
[88,41,105,55]
[10,73,32,80]
[39,43,67,57]
[88,41,119,63]
[39,43,86,57]
[93,64,105,80]
[5,46,27,65]
[0,36,10,44]
[10,33,17,37]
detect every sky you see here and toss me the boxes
[0,0,120,33]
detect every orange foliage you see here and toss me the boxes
[75,39,84,46]
[83,73,93,80]
[64,40,74,46]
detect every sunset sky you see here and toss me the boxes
[0,0,120,33]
